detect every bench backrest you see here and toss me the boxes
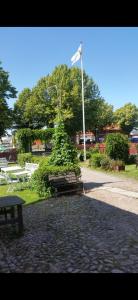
[25,163,39,172]
[49,172,80,183]
[0,158,8,168]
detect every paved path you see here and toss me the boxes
[82,167,138,193]
[0,167,138,273]
[82,167,138,214]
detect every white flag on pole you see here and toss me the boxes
[71,44,82,65]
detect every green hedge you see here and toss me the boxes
[17,153,49,167]
[31,155,49,164]
[16,128,54,153]
[30,163,81,197]
[17,153,33,167]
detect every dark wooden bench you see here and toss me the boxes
[49,172,84,197]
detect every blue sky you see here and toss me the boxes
[0,27,138,110]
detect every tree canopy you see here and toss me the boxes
[14,88,32,128]
[0,62,17,137]
[13,64,114,135]
[114,102,138,134]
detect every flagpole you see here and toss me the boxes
[80,42,86,161]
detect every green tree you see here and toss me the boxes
[0,62,17,137]
[50,66,114,134]
[114,102,138,134]
[14,77,56,129]
[13,64,114,135]
[13,88,32,128]
[25,76,56,128]
[84,98,114,132]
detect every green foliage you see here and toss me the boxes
[13,83,55,129]
[89,153,105,168]
[13,181,31,192]
[114,102,138,134]
[17,152,49,166]
[84,98,114,133]
[31,155,49,164]
[78,150,91,161]
[0,62,17,100]
[17,152,33,167]
[16,128,33,152]
[16,128,54,153]
[89,144,99,154]
[13,88,32,129]
[48,121,77,166]
[30,163,81,197]
[0,99,12,138]
[13,64,114,135]
[105,133,129,162]
[100,156,112,170]
[32,128,54,141]
[127,154,137,165]
[127,154,138,165]
[110,159,125,170]
[95,100,114,130]
[0,62,17,137]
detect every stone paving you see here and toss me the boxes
[0,167,138,273]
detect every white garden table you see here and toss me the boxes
[1,166,24,173]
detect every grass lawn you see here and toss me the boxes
[0,162,46,205]
[0,184,45,205]
[118,164,138,180]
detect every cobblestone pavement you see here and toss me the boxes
[0,167,138,273]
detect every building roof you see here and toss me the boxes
[103,124,121,131]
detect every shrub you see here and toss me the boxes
[30,163,81,197]
[89,153,105,168]
[89,144,99,155]
[100,156,112,170]
[17,153,50,167]
[31,155,49,164]
[17,153,33,167]
[127,154,137,165]
[78,150,91,161]
[110,159,125,170]
[105,133,129,163]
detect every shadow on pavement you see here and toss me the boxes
[1,194,138,273]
